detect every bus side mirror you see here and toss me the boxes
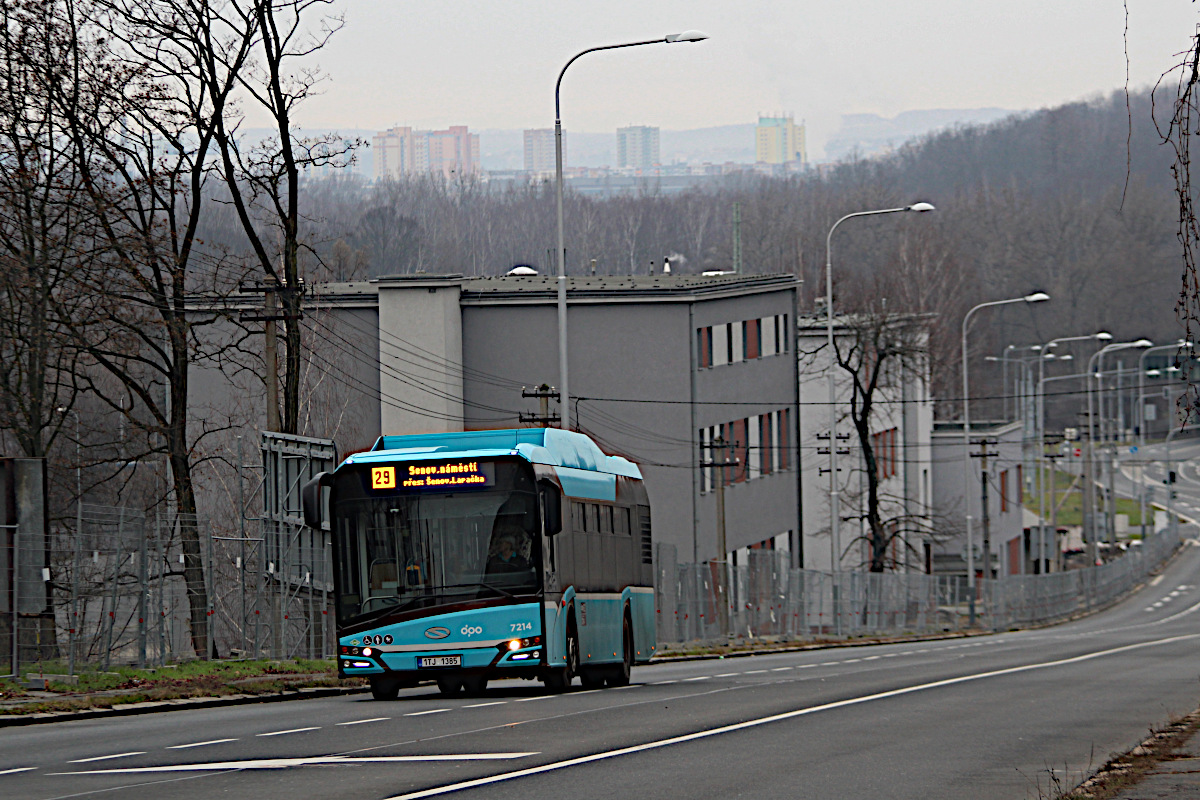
[302,472,332,530]
[539,481,562,536]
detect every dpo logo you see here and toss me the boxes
[424,627,451,640]
[460,625,483,636]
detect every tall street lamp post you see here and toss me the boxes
[1137,341,1192,537]
[824,202,933,573]
[961,292,1049,625]
[1033,331,1110,571]
[554,31,706,431]
[1085,339,1152,550]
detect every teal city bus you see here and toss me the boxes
[301,428,656,700]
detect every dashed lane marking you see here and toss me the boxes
[337,718,390,726]
[714,673,739,678]
[257,727,321,736]
[404,710,450,717]
[0,768,35,775]
[463,702,507,708]
[167,739,238,749]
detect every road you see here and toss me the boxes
[5,543,1200,800]
[1117,437,1200,524]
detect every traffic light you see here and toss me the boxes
[1168,470,1177,485]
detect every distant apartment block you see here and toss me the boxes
[755,115,807,166]
[373,125,480,181]
[616,125,660,171]
[523,128,560,174]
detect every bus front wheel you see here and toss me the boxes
[370,676,401,701]
[544,617,579,692]
[437,677,463,695]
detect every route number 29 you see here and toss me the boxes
[510,622,532,632]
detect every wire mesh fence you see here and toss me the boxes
[655,525,1187,646]
[7,503,335,679]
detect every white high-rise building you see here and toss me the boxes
[616,125,660,171]
[523,128,560,174]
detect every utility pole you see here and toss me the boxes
[970,438,998,578]
[1046,451,1064,572]
[732,202,742,274]
[1083,420,1098,565]
[520,385,561,428]
[701,436,738,639]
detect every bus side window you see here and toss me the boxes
[615,507,630,536]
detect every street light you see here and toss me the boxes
[961,291,1049,625]
[553,31,707,431]
[1137,340,1193,537]
[824,201,934,574]
[1033,332,1110,572]
[1085,339,1153,551]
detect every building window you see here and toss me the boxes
[1000,470,1009,513]
[697,326,712,369]
[760,414,773,475]
[778,408,790,470]
[744,319,760,360]
[1016,464,1023,503]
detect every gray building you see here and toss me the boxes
[294,273,802,567]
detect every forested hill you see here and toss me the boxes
[270,88,1184,408]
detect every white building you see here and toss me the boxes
[616,126,660,172]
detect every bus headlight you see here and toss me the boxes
[507,640,520,651]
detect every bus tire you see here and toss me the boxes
[606,613,633,687]
[436,676,463,695]
[580,668,605,689]
[370,676,400,701]
[544,615,579,692]
[462,675,488,696]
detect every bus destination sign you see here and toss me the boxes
[370,460,495,492]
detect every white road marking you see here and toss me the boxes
[818,662,838,667]
[742,670,767,675]
[257,727,321,736]
[514,695,552,702]
[797,664,816,669]
[843,659,861,664]
[404,709,450,717]
[336,718,390,726]
[683,676,712,681]
[714,673,739,678]
[650,680,678,684]
[463,702,507,708]
[770,667,792,672]
[380,632,1200,800]
[68,752,145,763]
[0,767,35,775]
[882,653,898,658]
[167,739,238,749]
[51,753,539,775]
[863,656,881,661]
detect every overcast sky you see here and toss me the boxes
[295,1,1197,157]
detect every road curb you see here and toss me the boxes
[0,684,370,727]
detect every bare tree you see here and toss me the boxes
[0,0,90,460]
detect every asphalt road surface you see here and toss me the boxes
[5,544,1200,800]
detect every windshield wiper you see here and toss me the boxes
[355,595,418,626]
[436,582,517,599]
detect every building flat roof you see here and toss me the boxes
[308,272,798,306]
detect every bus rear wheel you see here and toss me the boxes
[370,676,400,701]
[606,614,633,687]
[462,675,488,696]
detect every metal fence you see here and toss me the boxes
[655,526,1187,646]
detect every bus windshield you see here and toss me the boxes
[332,460,541,627]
